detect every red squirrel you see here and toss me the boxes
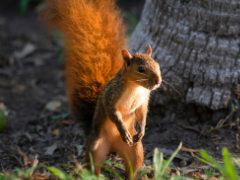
[43,0,162,179]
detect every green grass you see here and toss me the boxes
[153,142,189,180]
[198,148,239,180]
[0,146,239,180]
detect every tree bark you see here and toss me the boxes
[130,0,240,111]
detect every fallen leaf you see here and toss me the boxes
[52,129,60,137]
[190,171,205,179]
[75,145,84,156]
[0,102,8,116]
[45,143,58,155]
[45,100,61,112]
[13,43,36,59]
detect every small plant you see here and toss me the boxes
[0,165,38,179]
[198,147,239,180]
[80,169,104,180]
[0,145,239,179]
[48,154,105,180]
[102,159,124,180]
[47,167,74,180]
[153,142,193,180]
[47,166,105,180]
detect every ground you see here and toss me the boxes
[0,4,239,179]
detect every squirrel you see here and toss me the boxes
[87,48,162,179]
[43,0,162,179]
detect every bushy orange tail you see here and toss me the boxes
[43,0,126,124]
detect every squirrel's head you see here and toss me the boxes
[121,45,162,90]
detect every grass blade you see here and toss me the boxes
[160,142,182,175]
[198,149,223,172]
[153,148,164,179]
[47,166,72,180]
[222,148,238,180]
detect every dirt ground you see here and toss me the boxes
[0,5,239,177]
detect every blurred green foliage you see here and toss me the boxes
[19,0,31,15]
[0,111,7,133]
[122,11,139,35]
[199,148,239,180]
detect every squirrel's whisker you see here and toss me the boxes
[136,79,148,82]
[129,79,148,83]
[162,80,182,95]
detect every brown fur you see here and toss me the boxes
[43,0,126,124]
[86,49,162,179]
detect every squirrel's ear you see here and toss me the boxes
[121,49,132,59]
[121,49,132,66]
[145,44,152,57]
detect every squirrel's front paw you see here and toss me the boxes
[133,132,144,143]
[121,131,133,146]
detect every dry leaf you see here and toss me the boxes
[75,145,84,156]
[14,43,36,59]
[45,143,58,155]
[45,100,61,112]
[52,129,60,137]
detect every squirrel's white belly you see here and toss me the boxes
[116,86,149,113]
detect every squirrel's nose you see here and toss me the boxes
[153,75,161,85]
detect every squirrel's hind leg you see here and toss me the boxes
[87,136,110,176]
[115,141,144,180]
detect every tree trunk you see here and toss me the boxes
[130,0,240,112]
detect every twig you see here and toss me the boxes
[17,146,31,167]
[179,124,202,134]
[207,111,236,133]
[216,111,234,128]
[181,145,199,157]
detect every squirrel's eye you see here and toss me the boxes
[138,66,145,73]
